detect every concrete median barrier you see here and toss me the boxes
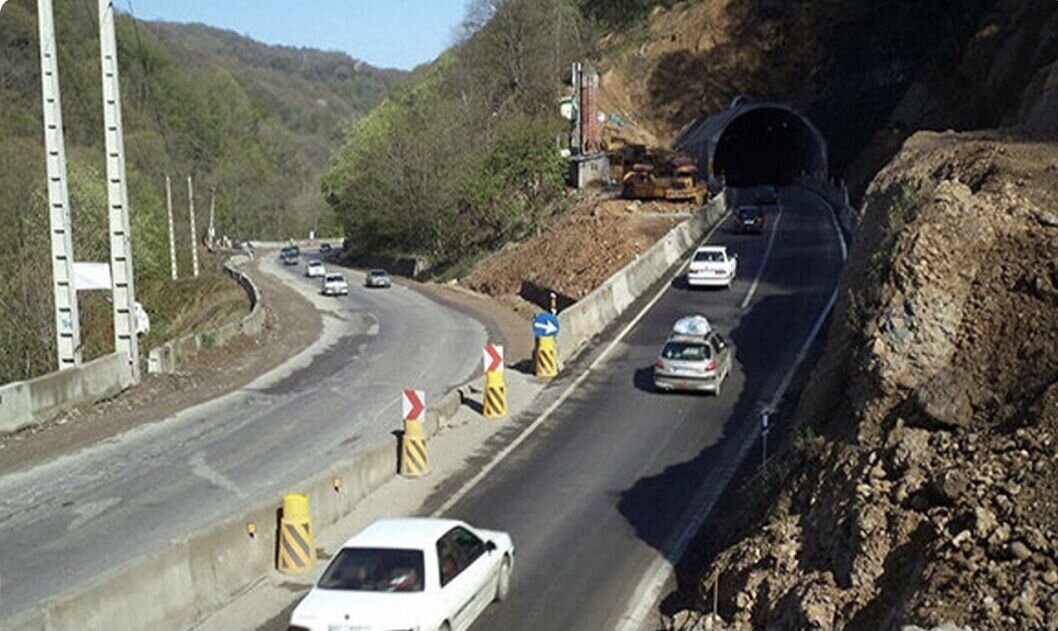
[557,194,729,364]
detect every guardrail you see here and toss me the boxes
[146,255,266,375]
[0,352,136,435]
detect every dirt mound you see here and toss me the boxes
[663,133,1058,631]
[462,194,694,302]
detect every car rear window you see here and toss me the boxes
[661,342,712,361]
[738,208,761,219]
[370,270,386,276]
[326,274,344,282]
[318,547,424,593]
[693,251,724,263]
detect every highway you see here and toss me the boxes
[0,256,486,621]
[438,187,845,630]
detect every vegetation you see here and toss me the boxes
[0,0,401,382]
[323,0,590,269]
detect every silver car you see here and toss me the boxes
[653,331,733,395]
[365,268,392,288]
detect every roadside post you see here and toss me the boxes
[533,311,560,379]
[277,492,316,574]
[761,410,771,467]
[400,389,429,478]
[483,344,507,419]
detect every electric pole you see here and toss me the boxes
[38,0,82,370]
[100,0,140,382]
[165,175,178,280]
[188,175,200,277]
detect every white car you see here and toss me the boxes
[305,260,326,278]
[321,273,349,296]
[687,245,737,288]
[289,518,515,631]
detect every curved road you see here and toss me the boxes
[439,187,844,630]
[0,257,486,621]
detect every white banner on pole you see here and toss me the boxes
[73,262,112,291]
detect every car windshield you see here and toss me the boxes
[325,274,344,282]
[370,270,387,277]
[693,250,725,263]
[661,342,712,361]
[318,548,424,593]
[738,209,761,220]
[309,261,321,267]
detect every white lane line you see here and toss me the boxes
[615,193,849,631]
[740,204,785,309]
[431,211,732,518]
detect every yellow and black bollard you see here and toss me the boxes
[483,370,507,418]
[277,492,316,574]
[400,418,429,478]
[535,336,558,379]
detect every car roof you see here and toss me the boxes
[341,518,465,550]
[308,260,323,265]
[666,333,714,344]
[369,269,388,274]
[695,245,727,253]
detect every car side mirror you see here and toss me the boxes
[485,540,497,553]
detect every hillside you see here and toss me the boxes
[0,0,403,382]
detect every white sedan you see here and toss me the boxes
[321,273,349,296]
[687,245,738,288]
[289,518,515,631]
[305,260,326,278]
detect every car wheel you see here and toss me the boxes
[495,555,512,602]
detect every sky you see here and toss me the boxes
[114,0,470,71]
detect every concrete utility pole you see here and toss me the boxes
[38,0,83,370]
[100,0,140,382]
[188,175,200,277]
[208,187,216,248]
[165,175,178,280]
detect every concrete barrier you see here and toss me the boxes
[556,193,729,363]
[0,353,135,435]
[798,176,859,237]
[147,255,267,375]
[0,381,471,631]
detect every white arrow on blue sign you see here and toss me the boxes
[533,312,560,338]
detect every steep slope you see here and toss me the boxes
[0,1,403,382]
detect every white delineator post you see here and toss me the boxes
[38,0,82,370]
[208,187,216,248]
[99,0,140,382]
[165,174,178,280]
[188,175,200,277]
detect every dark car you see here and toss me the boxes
[320,243,332,255]
[280,246,299,265]
[734,206,766,234]
[753,185,780,206]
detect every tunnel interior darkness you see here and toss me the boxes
[713,107,827,187]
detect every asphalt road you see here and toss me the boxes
[0,257,486,620]
[443,187,845,630]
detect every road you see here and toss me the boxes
[0,256,486,621]
[441,187,844,630]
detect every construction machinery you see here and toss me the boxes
[621,157,709,206]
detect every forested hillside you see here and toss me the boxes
[0,0,402,382]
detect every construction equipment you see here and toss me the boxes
[664,159,709,206]
[621,156,709,206]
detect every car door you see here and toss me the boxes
[436,529,479,631]
[448,527,497,624]
[712,334,732,378]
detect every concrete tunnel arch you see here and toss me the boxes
[675,99,828,188]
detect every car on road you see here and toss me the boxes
[319,242,332,256]
[365,268,392,288]
[305,260,325,278]
[288,518,515,631]
[280,246,299,266]
[321,273,349,296]
[734,206,766,234]
[753,185,780,206]
[687,245,737,288]
[653,317,733,395]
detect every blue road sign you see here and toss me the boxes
[533,312,560,338]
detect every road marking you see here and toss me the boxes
[615,191,849,631]
[740,204,785,309]
[66,497,121,533]
[431,210,732,518]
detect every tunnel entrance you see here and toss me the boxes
[712,106,827,187]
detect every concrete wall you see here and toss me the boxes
[0,380,470,631]
[556,193,729,363]
[147,256,266,375]
[0,353,135,435]
[798,175,859,237]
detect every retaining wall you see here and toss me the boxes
[557,193,729,363]
[0,353,135,435]
[147,255,266,375]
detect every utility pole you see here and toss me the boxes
[165,175,178,280]
[100,0,140,382]
[208,187,216,248]
[38,0,82,370]
[188,175,200,277]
